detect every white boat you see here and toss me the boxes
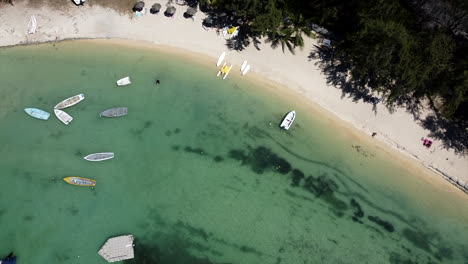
[98,235,134,263]
[217,62,226,76]
[240,60,248,72]
[84,152,114,161]
[117,77,131,86]
[54,94,85,109]
[216,52,226,67]
[242,64,251,76]
[54,109,73,125]
[100,107,128,117]
[24,108,50,120]
[280,110,295,130]
[223,64,233,80]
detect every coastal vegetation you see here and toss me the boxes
[197,0,468,151]
[199,0,468,123]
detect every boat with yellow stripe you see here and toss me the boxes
[216,62,232,80]
[63,176,96,186]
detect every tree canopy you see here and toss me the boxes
[200,0,468,124]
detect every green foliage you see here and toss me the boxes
[202,0,468,121]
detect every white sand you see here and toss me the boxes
[0,1,466,193]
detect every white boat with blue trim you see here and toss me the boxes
[24,108,50,120]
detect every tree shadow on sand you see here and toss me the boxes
[309,44,468,155]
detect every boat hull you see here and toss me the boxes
[100,107,128,117]
[280,110,296,130]
[242,64,251,76]
[24,108,50,120]
[216,52,226,67]
[117,77,131,86]
[63,177,96,186]
[223,65,233,80]
[54,109,73,125]
[240,60,247,72]
[55,94,85,109]
[84,152,114,161]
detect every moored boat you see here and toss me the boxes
[24,108,50,120]
[280,110,296,130]
[54,93,85,109]
[100,107,128,117]
[63,176,96,186]
[54,109,73,125]
[117,77,131,86]
[84,152,114,161]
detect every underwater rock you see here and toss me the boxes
[368,215,394,232]
[291,169,305,186]
[350,198,364,218]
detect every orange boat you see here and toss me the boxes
[63,177,96,186]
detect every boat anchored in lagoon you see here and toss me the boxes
[117,76,131,86]
[100,107,128,118]
[24,108,50,120]
[280,110,296,130]
[63,177,96,186]
[54,109,73,125]
[54,93,85,109]
[84,152,114,161]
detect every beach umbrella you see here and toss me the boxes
[150,3,161,14]
[185,7,197,16]
[165,6,176,17]
[132,1,145,12]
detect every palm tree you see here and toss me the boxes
[266,14,313,54]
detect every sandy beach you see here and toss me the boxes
[0,1,467,194]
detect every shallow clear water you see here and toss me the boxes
[0,40,467,264]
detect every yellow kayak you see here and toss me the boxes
[63,177,96,186]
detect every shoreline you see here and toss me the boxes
[0,2,466,194]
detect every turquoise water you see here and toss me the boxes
[0,40,467,264]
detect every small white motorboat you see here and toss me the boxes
[54,109,73,125]
[280,110,295,130]
[216,52,226,67]
[117,77,131,86]
[242,64,251,76]
[84,152,114,161]
[54,94,85,109]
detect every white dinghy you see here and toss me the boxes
[117,77,131,86]
[54,109,73,125]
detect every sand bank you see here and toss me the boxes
[0,1,466,193]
